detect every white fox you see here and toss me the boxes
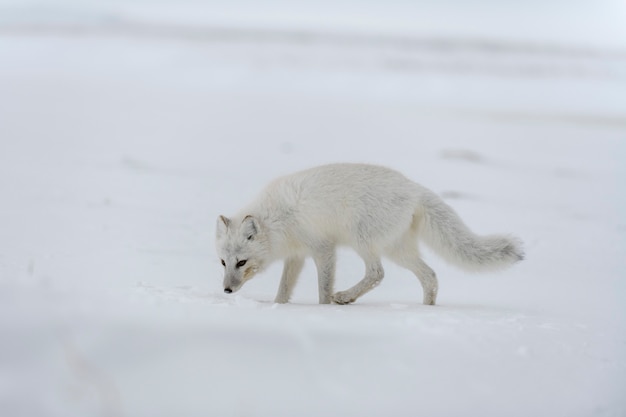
[216,163,523,305]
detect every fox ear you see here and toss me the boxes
[241,215,260,240]
[216,215,231,237]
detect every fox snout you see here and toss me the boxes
[222,264,259,295]
[222,276,242,294]
[222,271,246,295]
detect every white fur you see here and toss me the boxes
[216,163,523,305]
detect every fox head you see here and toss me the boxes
[215,214,269,294]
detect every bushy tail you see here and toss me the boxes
[419,191,524,271]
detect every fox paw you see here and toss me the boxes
[332,291,356,305]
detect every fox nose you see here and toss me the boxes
[224,288,232,294]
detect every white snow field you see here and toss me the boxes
[1,1,625,416]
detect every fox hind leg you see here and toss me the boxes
[387,234,438,305]
[333,251,384,305]
[405,257,438,305]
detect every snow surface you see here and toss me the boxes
[1,1,625,416]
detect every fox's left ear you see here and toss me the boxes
[216,215,231,238]
[241,215,260,240]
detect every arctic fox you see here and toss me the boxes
[216,163,523,305]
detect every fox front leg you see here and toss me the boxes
[312,244,336,304]
[275,257,305,303]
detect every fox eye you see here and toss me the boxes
[236,260,247,268]
[221,259,225,267]
[247,235,253,241]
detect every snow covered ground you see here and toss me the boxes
[1,1,625,416]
